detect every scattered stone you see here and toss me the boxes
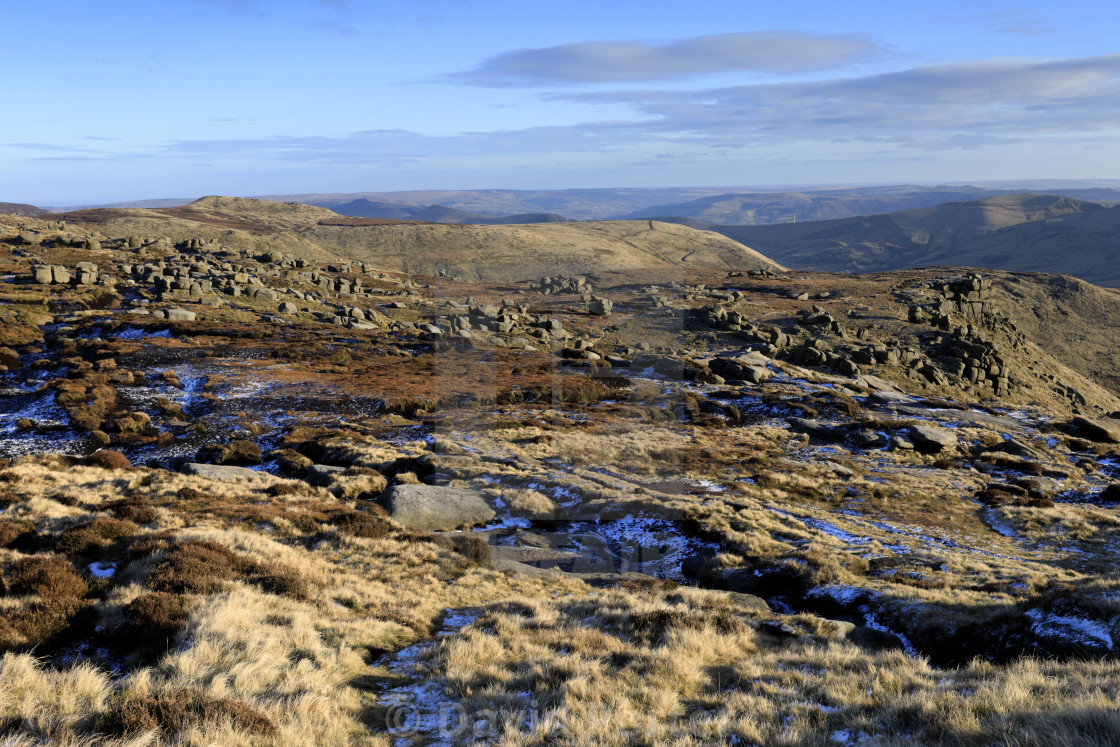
[787,418,849,443]
[536,275,590,295]
[890,435,915,451]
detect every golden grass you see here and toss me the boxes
[403,588,1120,746]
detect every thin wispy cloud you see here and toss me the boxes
[158,125,633,164]
[1,142,107,153]
[186,0,362,33]
[438,31,887,87]
[14,56,1120,171]
[559,55,1120,149]
[942,2,1056,36]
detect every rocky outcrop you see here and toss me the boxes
[535,275,591,294]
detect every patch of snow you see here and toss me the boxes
[1025,609,1114,650]
[376,608,481,745]
[860,608,919,658]
[807,584,870,606]
[87,562,116,578]
[473,515,532,531]
[767,506,868,545]
[113,326,172,340]
[983,509,1021,539]
[832,729,872,744]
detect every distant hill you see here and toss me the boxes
[325,200,420,220]
[259,184,1120,223]
[46,198,196,212]
[307,219,783,282]
[409,205,566,225]
[706,193,1120,286]
[324,199,566,225]
[43,182,1120,220]
[256,188,739,221]
[624,189,1007,224]
[625,186,1120,225]
[40,196,784,282]
[0,201,50,217]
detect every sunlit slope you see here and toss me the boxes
[306,219,785,282]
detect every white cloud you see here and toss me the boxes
[559,55,1120,149]
[439,31,885,87]
[15,56,1120,172]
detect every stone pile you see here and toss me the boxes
[30,262,109,287]
[429,302,568,345]
[931,327,1015,396]
[534,275,590,294]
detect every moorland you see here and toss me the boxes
[1,194,1120,745]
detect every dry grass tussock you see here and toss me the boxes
[549,426,692,474]
[0,456,588,744]
[415,588,1120,746]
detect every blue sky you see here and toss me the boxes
[3,0,1119,204]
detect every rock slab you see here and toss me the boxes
[1074,416,1120,444]
[381,484,495,531]
[908,424,958,452]
[179,463,261,480]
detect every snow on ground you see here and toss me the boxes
[1025,609,1115,651]
[860,609,919,657]
[112,326,172,340]
[807,584,870,607]
[582,515,719,579]
[87,562,116,578]
[377,608,481,746]
[766,506,871,545]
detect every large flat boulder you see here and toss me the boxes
[908,424,958,452]
[381,484,495,531]
[855,374,903,393]
[179,463,261,480]
[787,417,848,443]
[1073,416,1120,444]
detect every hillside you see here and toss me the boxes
[625,188,1003,224]
[26,197,784,282]
[324,199,566,225]
[44,198,341,263]
[0,201,49,217]
[709,193,1120,286]
[306,219,784,281]
[253,187,743,220]
[989,272,1120,395]
[409,205,566,225]
[254,183,1120,222]
[629,187,1120,225]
